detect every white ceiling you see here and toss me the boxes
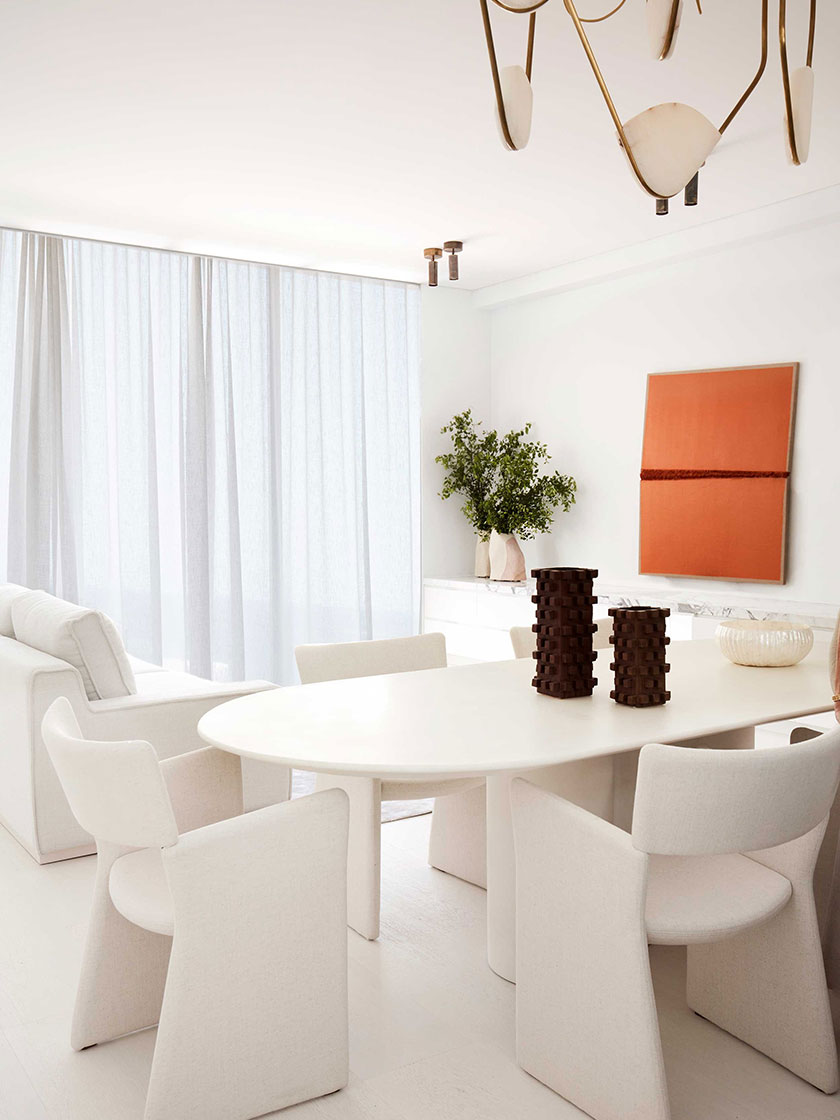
[0,0,837,289]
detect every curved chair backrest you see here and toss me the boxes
[632,728,840,856]
[42,697,179,850]
[295,632,446,684]
[510,619,611,661]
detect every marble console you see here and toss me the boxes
[423,575,838,663]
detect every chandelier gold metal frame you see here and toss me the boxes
[476,0,818,210]
[563,0,768,199]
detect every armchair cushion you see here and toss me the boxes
[645,852,792,945]
[128,654,167,675]
[12,590,136,701]
[0,582,29,638]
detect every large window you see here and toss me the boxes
[0,231,421,683]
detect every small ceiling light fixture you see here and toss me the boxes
[424,247,443,286]
[444,241,463,280]
[423,243,464,286]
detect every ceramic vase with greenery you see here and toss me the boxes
[436,411,576,581]
[435,410,497,577]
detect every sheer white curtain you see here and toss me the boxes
[0,230,421,683]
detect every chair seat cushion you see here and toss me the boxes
[645,853,791,945]
[109,848,174,936]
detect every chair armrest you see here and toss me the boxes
[160,747,244,835]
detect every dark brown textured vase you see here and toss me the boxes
[530,567,599,699]
[608,606,671,707]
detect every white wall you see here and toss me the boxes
[420,287,491,578]
[486,217,840,606]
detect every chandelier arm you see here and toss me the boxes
[489,0,549,12]
[579,0,629,24]
[718,0,769,135]
[779,0,798,162]
[479,0,518,150]
[526,11,536,79]
[806,0,816,66]
[563,0,660,197]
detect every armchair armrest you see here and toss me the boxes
[79,680,275,761]
[160,747,244,835]
[89,677,274,713]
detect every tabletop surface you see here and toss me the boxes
[197,641,832,779]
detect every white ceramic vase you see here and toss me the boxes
[715,620,814,667]
[488,530,526,582]
[474,537,491,579]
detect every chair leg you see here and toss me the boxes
[71,842,171,1051]
[687,826,839,1094]
[428,784,487,889]
[315,773,382,940]
[513,780,671,1120]
[487,757,617,982]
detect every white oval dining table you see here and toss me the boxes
[198,640,832,982]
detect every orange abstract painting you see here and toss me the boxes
[639,364,798,583]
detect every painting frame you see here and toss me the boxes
[638,362,799,585]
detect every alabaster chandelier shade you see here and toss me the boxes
[479,0,546,151]
[479,0,819,207]
[787,66,814,162]
[620,103,720,200]
[646,0,682,61]
[780,0,816,164]
[497,65,533,150]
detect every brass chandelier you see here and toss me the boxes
[479,0,818,213]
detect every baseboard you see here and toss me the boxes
[0,816,95,864]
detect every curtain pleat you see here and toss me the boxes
[7,234,78,597]
[0,231,421,683]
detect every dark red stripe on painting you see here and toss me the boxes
[640,469,790,481]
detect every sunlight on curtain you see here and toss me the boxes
[0,230,421,683]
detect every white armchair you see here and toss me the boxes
[0,633,285,863]
[512,731,840,1120]
[295,632,486,940]
[42,697,349,1120]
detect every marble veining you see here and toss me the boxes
[424,577,839,632]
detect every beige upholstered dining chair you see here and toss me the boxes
[512,730,840,1120]
[41,697,349,1120]
[295,632,486,940]
[510,617,612,660]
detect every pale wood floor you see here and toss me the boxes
[1,813,839,1120]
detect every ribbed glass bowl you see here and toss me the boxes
[715,620,814,667]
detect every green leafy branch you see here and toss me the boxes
[435,410,576,541]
